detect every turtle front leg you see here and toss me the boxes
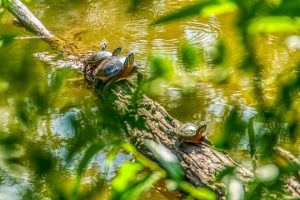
[92,78,100,88]
[132,66,143,85]
[177,140,185,149]
[83,61,89,81]
[103,78,117,91]
[137,71,143,85]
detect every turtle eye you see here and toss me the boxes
[196,124,207,134]
[129,53,134,61]
[127,53,134,65]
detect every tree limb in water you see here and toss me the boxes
[6,0,66,48]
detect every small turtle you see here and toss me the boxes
[93,52,143,90]
[174,123,208,144]
[82,39,121,83]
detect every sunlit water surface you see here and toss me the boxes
[0,0,300,199]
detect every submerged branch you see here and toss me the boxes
[6,0,69,49]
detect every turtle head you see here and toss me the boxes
[100,39,108,51]
[124,52,135,71]
[112,47,122,56]
[196,124,207,136]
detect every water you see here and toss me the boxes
[1,0,299,199]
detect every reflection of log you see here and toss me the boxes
[6,0,300,198]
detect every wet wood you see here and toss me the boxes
[6,0,300,198]
[275,147,300,197]
[6,0,62,46]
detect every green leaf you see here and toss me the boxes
[71,143,107,199]
[248,16,299,34]
[214,166,235,181]
[271,0,300,17]
[200,1,238,17]
[149,56,174,80]
[215,106,247,149]
[51,68,75,94]
[223,175,245,200]
[152,1,237,25]
[152,1,214,25]
[0,34,16,47]
[180,41,201,71]
[212,66,229,84]
[266,0,282,8]
[145,140,184,180]
[112,171,161,200]
[255,164,279,183]
[122,143,164,172]
[179,181,217,200]
[112,162,144,192]
[0,0,9,7]
[248,117,257,169]
[211,41,226,65]
[76,143,106,177]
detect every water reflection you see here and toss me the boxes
[52,108,81,138]
[1,0,299,199]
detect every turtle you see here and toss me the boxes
[174,123,208,144]
[82,39,121,83]
[93,52,143,90]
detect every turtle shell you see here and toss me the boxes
[85,51,112,63]
[94,56,126,80]
[175,123,207,144]
[175,123,199,137]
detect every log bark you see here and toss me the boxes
[5,0,300,198]
[6,0,67,48]
[100,82,254,192]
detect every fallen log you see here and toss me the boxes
[5,0,300,198]
[100,82,254,189]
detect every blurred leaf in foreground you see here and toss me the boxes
[0,0,9,8]
[180,41,202,71]
[211,66,229,84]
[178,181,217,200]
[145,140,184,181]
[76,143,107,178]
[111,162,161,200]
[209,41,226,65]
[143,56,174,95]
[152,1,213,25]
[270,0,300,17]
[149,56,174,80]
[223,175,244,200]
[0,34,16,47]
[152,1,237,25]
[215,106,247,150]
[215,167,244,200]
[248,16,299,34]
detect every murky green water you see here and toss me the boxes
[1,0,300,199]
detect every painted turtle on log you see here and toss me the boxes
[174,123,208,144]
[82,39,121,83]
[93,52,143,90]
